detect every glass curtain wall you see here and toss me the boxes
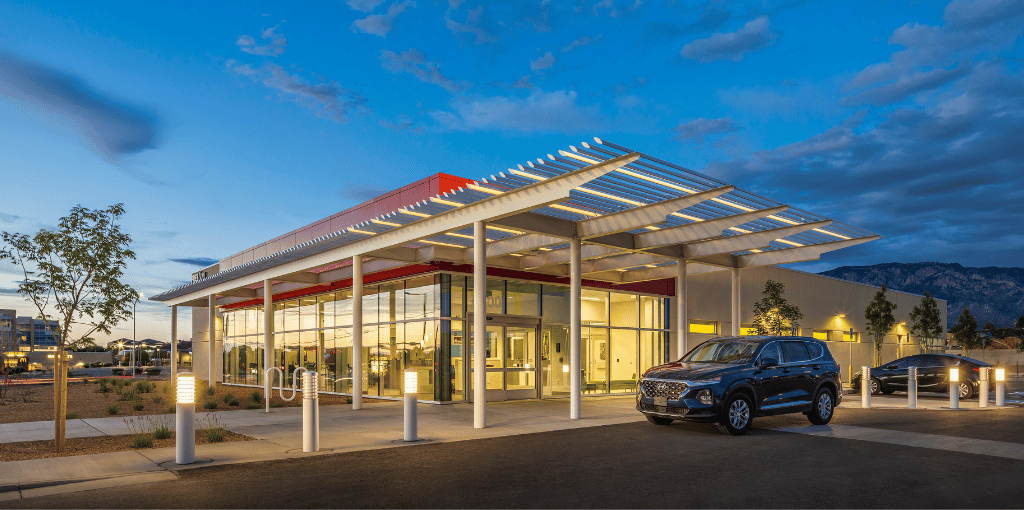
[221,272,668,402]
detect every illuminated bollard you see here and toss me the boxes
[949,368,959,409]
[995,367,1005,407]
[979,367,989,408]
[908,366,917,409]
[175,373,195,465]
[404,369,418,442]
[302,371,319,453]
[861,366,871,409]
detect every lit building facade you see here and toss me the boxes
[153,139,943,422]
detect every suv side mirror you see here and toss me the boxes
[760,357,779,367]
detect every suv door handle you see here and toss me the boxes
[781,369,790,373]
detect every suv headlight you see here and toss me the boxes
[697,389,713,405]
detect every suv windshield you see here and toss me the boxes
[683,340,759,364]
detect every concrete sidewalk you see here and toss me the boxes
[1,396,644,501]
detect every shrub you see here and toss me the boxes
[166,405,175,414]
[120,389,140,402]
[203,400,218,410]
[106,404,120,415]
[153,422,171,440]
[270,402,284,408]
[132,435,154,448]
[224,395,239,406]
[204,386,215,397]
[244,402,262,410]
[206,428,225,443]
[135,381,154,393]
[97,384,111,396]
[152,395,163,405]
[66,411,79,419]
[132,402,144,412]
[249,391,263,404]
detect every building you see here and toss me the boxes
[0,310,61,351]
[151,139,944,424]
[0,309,15,352]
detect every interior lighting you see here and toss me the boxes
[420,239,467,248]
[548,203,600,217]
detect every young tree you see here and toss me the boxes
[751,280,804,336]
[909,292,944,351]
[1015,315,1024,330]
[0,204,136,453]
[950,307,982,356]
[864,285,897,366]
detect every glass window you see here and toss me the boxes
[283,301,300,332]
[609,329,638,393]
[740,324,758,336]
[362,285,379,324]
[610,293,638,328]
[363,325,379,396]
[758,342,782,364]
[812,330,829,341]
[450,275,466,318]
[450,320,465,400]
[541,285,570,324]
[299,297,317,330]
[404,321,437,400]
[245,308,259,336]
[581,290,608,326]
[334,289,353,328]
[274,303,285,333]
[320,295,334,329]
[684,340,758,364]
[381,282,404,323]
[582,327,608,393]
[781,341,809,363]
[806,342,823,359]
[689,320,718,335]
[640,296,661,329]
[378,323,401,397]
[640,330,664,371]
[506,281,540,316]
[405,276,437,320]
[842,331,859,342]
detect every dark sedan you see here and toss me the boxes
[849,353,991,399]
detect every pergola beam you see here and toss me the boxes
[735,236,881,268]
[634,205,789,250]
[682,220,833,259]
[576,185,735,238]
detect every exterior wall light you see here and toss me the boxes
[176,373,195,464]
[404,369,418,442]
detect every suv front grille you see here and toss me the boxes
[641,380,688,400]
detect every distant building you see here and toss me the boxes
[1,311,61,351]
[0,309,16,351]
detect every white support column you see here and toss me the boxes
[730,267,741,336]
[170,305,178,386]
[473,220,487,429]
[352,256,363,410]
[208,295,216,385]
[570,237,582,420]
[263,280,273,390]
[676,260,687,360]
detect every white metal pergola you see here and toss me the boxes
[152,138,879,428]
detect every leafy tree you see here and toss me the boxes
[982,321,996,332]
[751,280,804,336]
[950,307,982,356]
[67,336,99,351]
[909,292,944,351]
[864,285,897,366]
[0,204,136,453]
[1015,315,1024,330]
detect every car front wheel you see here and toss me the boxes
[720,394,753,436]
[958,381,974,399]
[807,388,835,425]
[869,377,882,395]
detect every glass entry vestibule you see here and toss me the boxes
[468,316,540,401]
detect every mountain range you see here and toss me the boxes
[818,262,1024,330]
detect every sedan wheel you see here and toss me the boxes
[869,378,882,395]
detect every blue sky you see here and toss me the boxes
[1,0,1022,342]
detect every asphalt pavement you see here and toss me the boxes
[4,407,1023,509]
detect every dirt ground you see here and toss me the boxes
[0,429,252,462]
[0,378,356,424]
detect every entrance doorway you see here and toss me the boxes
[467,317,540,401]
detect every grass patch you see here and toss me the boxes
[131,435,154,448]
[132,402,145,412]
[249,391,263,404]
[205,428,225,442]
[203,400,218,410]
[135,381,155,393]
[106,404,120,415]
[152,395,163,405]
[166,405,175,414]
[66,411,79,419]
[244,402,262,410]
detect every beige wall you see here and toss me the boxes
[192,306,223,384]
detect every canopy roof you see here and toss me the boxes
[152,138,879,306]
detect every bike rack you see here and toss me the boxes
[263,366,309,413]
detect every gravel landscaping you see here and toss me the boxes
[0,429,253,462]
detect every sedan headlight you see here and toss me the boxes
[697,389,713,405]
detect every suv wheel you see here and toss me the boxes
[720,394,753,436]
[646,415,673,426]
[807,388,835,425]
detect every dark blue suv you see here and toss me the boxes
[637,336,842,435]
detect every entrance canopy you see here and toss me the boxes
[151,138,879,307]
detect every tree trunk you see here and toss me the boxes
[53,348,67,453]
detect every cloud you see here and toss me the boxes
[680,16,777,63]
[236,25,288,57]
[644,3,731,40]
[843,0,1024,107]
[530,52,556,72]
[0,287,21,295]
[673,117,741,143]
[380,49,468,92]
[227,61,368,122]
[0,51,159,160]
[445,5,498,44]
[0,213,21,223]
[169,258,219,267]
[346,0,385,12]
[561,35,602,52]
[609,77,647,95]
[431,90,604,133]
[352,0,416,37]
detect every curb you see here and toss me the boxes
[0,471,178,501]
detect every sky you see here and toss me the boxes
[0,0,1022,343]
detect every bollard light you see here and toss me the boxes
[563,365,569,373]
[996,367,1006,407]
[949,368,959,409]
[404,368,418,442]
[995,368,1005,381]
[861,366,871,409]
[908,366,918,409]
[302,371,319,453]
[979,367,989,408]
[175,373,196,465]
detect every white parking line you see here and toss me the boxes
[773,424,1024,461]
